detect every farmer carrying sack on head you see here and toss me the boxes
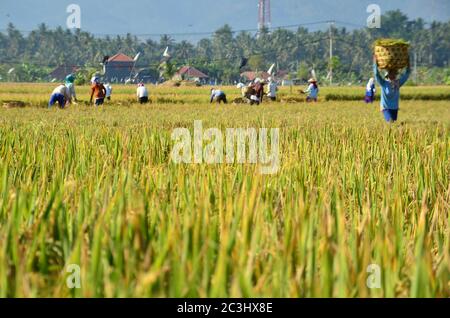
[373,39,411,123]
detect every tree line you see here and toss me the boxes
[0,10,449,85]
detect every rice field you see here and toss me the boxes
[1,83,450,107]
[0,83,449,297]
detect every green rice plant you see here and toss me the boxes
[0,83,449,297]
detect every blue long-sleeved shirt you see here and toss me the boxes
[374,63,410,110]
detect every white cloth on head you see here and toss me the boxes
[366,78,375,92]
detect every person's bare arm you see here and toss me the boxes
[89,87,94,104]
[72,86,77,102]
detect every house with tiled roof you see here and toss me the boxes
[240,71,271,82]
[104,53,135,83]
[240,70,289,83]
[174,66,209,81]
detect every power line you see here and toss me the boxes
[0,20,362,38]
[333,20,367,29]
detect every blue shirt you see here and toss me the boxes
[374,63,410,110]
[305,84,319,99]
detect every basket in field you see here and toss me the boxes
[232,97,248,104]
[374,39,410,71]
[2,100,26,108]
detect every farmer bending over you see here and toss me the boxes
[137,83,149,104]
[253,78,265,104]
[210,89,227,104]
[240,83,258,105]
[48,84,71,109]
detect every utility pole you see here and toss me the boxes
[414,52,418,84]
[328,21,334,85]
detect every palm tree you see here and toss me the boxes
[159,35,175,52]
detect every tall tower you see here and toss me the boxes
[258,0,271,31]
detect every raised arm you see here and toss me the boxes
[399,61,411,87]
[373,61,386,86]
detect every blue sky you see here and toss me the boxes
[1,0,449,40]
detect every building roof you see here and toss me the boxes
[176,66,208,78]
[108,53,134,62]
[49,65,80,80]
[276,70,289,80]
[240,71,271,81]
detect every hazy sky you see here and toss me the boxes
[1,0,449,40]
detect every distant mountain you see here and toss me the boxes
[1,0,449,39]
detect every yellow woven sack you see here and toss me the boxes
[374,39,410,71]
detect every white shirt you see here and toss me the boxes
[105,84,112,97]
[137,86,148,98]
[267,82,278,97]
[52,85,71,100]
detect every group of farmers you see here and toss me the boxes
[48,56,411,123]
[210,77,319,105]
[48,75,148,108]
[209,57,410,123]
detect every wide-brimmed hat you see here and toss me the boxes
[308,78,317,83]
